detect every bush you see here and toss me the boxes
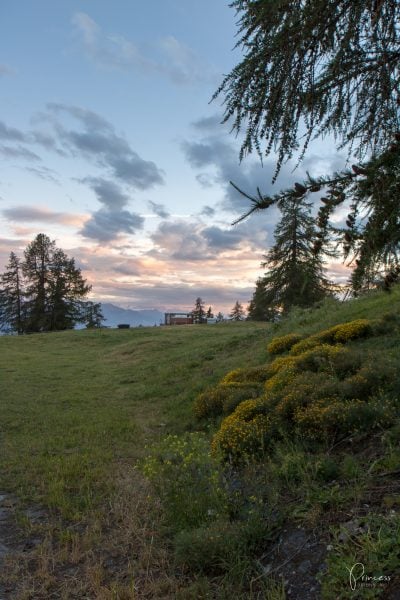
[174,515,267,574]
[290,319,374,354]
[294,397,394,440]
[330,318,372,343]
[142,433,228,530]
[221,365,271,384]
[193,383,263,419]
[211,399,273,463]
[267,333,303,355]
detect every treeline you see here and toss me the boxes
[192,297,246,322]
[0,234,103,334]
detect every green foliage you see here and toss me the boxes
[211,399,273,464]
[213,1,399,171]
[213,310,400,462]
[142,433,228,531]
[174,514,267,574]
[193,382,263,420]
[230,300,246,321]
[0,234,99,333]
[322,514,400,597]
[259,195,335,314]
[221,365,271,384]
[267,333,303,355]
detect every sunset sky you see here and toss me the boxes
[0,1,350,314]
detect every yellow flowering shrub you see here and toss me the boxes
[193,383,263,419]
[290,319,373,355]
[294,397,394,440]
[331,319,372,343]
[211,399,273,463]
[294,344,348,373]
[267,333,303,355]
[221,365,271,384]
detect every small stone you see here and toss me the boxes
[326,544,334,551]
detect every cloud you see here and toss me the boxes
[72,12,216,85]
[0,121,27,142]
[150,216,273,261]
[80,177,130,210]
[80,208,144,242]
[150,220,210,261]
[46,103,164,189]
[75,176,146,242]
[3,205,85,227]
[0,145,41,162]
[200,205,216,217]
[147,200,170,219]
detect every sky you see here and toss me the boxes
[0,1,350,314]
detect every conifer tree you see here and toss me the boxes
[0,233,100,333]
[0,252,24,334]
[260,195,334,314]
[230,300,246,321]
[247,278,276,321]
[192,297,206,324]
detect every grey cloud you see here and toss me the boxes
[150,217,272,260]
[46,103,164,189]
[25,166,60,184]
[80,208,144,242]
[147,200,170,219]
[72,12,216,85]
[200,205,216,217]
[196,173,218,188]
[202,226,244,249]
[150,220,211,261]
[0,121,27,142]
[3,205,78,225]
[81,177,130,210]
[191,114,224,131]
[0,145,41,162]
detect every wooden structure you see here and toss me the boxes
[164,312,193,325]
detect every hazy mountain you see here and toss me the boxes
[100,303,164,327]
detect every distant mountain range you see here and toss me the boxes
[100,303,164,327]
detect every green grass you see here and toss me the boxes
[0,321,269,519]
[1,287,400,597]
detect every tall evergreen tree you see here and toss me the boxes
[192,297,206,324]
[23,234,55,332]
[230,300,246,321]
[0,233,99,333]
[247,278,276,321]
[261,195,334,314]
[0,252,24,334]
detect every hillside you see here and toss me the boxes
[0,288,399,598]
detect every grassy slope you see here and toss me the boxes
[1,288,400,598]
[0,322,268,518]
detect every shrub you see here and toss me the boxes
[142,433,228,530]
[174,514,267,574]
[331,318,372,343]
[294,344,348,373]
[221,365,271,384]
[193,383,263,419]
[294,397,394,440]
[290,319,374,355]
[267,333,303,355]
[211,399,273,463]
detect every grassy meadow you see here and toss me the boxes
[1,288,400,598]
